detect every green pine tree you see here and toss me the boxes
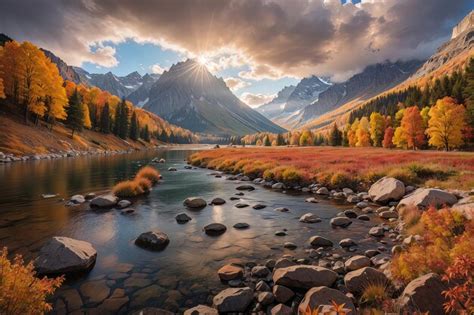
[329,123,342,146]
[129,111,139,141]
[66,89,84,138]
[100,103,110,133]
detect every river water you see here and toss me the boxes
[0,147,385,314]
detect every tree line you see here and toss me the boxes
[0,40,196,144]
[239,58,474,151]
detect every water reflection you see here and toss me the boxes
[0,147,381,313]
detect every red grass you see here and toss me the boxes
[189,147,474,189]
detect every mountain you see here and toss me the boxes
[143,59,286,136]
[284,76,331,113]
[256,85,296,119]
[410,11,473,80]
[41,49,84,84]
[298,60,423,128]
[127,73,161,107]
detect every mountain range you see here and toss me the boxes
[142,59,285,136]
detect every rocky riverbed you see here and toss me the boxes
[1,148,472,314]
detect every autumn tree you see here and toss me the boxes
[427,97,466,151]
[43,62,67,129]
[394,106,425,150]
[141,125,150,142]
[356,117,371,147]
[464,58,474,144]
[66,89,84,137]
[0,41,21,103]
[0,78,4,99]
[369,112,385,146]
[329,122,342,146]
[347,118,359,147]
[382,126,394,148]
[276,133,285,146]
[299,130,312,146]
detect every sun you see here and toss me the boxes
[197,55,209,67]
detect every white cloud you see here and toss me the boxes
[224,77,250,91]
[240,92,276,107]
[150,63,168,74]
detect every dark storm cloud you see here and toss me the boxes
[0,0,471,81]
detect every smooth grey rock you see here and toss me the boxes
[70,195,85,204]
[298,286,356,314]
[299,213,321,223]
[309,236,333,247]
[212,287,253,313]
[369,226,385,237]
[184,197,207,209]
[117,200,131,209]
[203,223,227,236]
[233,222,250,229]
[236,185,255,191]
[175,213,192,223]
[90,194,118,208]
[339,238,356,248]
[344,255,371,271]
[34,237,97,274]
[316,187,329,195]
[344,267,389,295]
[369,177,405,203]
[398,188,457,209]
[210,198,226,205]
[330,217,352,228]
[399,273,447,315]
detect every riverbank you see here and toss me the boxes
[0,114,162,158]
[189,146,474,190]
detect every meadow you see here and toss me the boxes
[189,146,474,190]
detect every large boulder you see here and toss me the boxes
[218,264,243,281]
[34,237,97,274]
[135,230,170,251]
[272,285,294,303]
[90,194,118,208]
[298,286,356,314]
[184,197,207,209]
[344,267,389,295]
[398,188,457,209]
[273,265,338,289]
[344,255,371,271]
[212,287,253,313]
[369,177,405,203]
[452,196,474,220]
[184,305,218,315]
[399,273,447,315]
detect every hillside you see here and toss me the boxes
[301,11,474,132]
[143,59,286,136]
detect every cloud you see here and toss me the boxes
[240,92,276,107]
[0,0,471,80]
[224,77,250,91]
[150,63,168,74]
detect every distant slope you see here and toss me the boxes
[143,59,286,136]
[127,73,161,107]
[300,11,474,132]
[257,85,295,119]
[298,60,423,128]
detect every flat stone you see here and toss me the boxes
[330,217,352,228]
[274,258,296,269]
[257,292,274,305]
[34,236,97,275]
[274,207,289,212]
[344,210,358,218]
[135,230,170,251]
[273,265,338,289]
[357,214,370,221]
[398,188,457,209]
[344,255,371,271]
[120,208,136,215]
[218,264,243,281]
[233,222,250,229]
[236,185,255,191]
[90,194,118,208]
[379,210,398,219]
[283,242,297,249]
[184,305,218,315]
[80,280,110,304]
[234,203,249,208]
[299,213,321,223]
[211,198,226,205]
[305,197,319,203]
[253,204,266,210]
[212,287,253,313]
[309,236,333,247]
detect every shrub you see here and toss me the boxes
[399,206,423,236]
[387,167,418,185]
[391,207,471,283]
[0,247,63,315]
[136,166,160,184]
[360,282,390,306]
[442,255,474,314]
[281,166,303,184]
[113,180,144,198]
[135,177,152,192]
[330,172,359,190]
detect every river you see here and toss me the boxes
[0,146,385,314]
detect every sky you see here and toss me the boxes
[0,0,472,107]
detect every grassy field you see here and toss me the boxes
[189,146,474,190]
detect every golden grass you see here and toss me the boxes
[189,147,474,190]
[113,166,159,198]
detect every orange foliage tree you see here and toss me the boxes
[393,106,425,150]
[0,247,63,314]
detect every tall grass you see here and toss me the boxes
[113,166,160,198]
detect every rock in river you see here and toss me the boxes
[34,236,97,274]
[175,213,192,223]
[299,213,321,223]
[273,265,338,289]
[309,236,333,247]
[298,286,356,315]
[368,177,405,203]
[369,226,385,237]
[253,204,267,210]
[135,230,170,251]
[330,217,352,228]
[213,287,253,313]
[117,199,131,209]
[210,198,226,205]
[203,223,227,236]
[234,203,249,208]
[236,185,255,191]
[184,197,207,209]
[218,264,243,281]
[90,194,118,208]
[70,194,85,204]
[233,222,250,229]
[339,238,356,248]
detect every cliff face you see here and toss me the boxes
[452,10,474,39]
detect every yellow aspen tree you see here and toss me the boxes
[356,116,371,147]
[44,61,67,125]
[369,112,385,146]
[82,103,92,128]
[0,41,22,102]
[427,97,466,151]
[348,119,359,147]
[392,126,407,149]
